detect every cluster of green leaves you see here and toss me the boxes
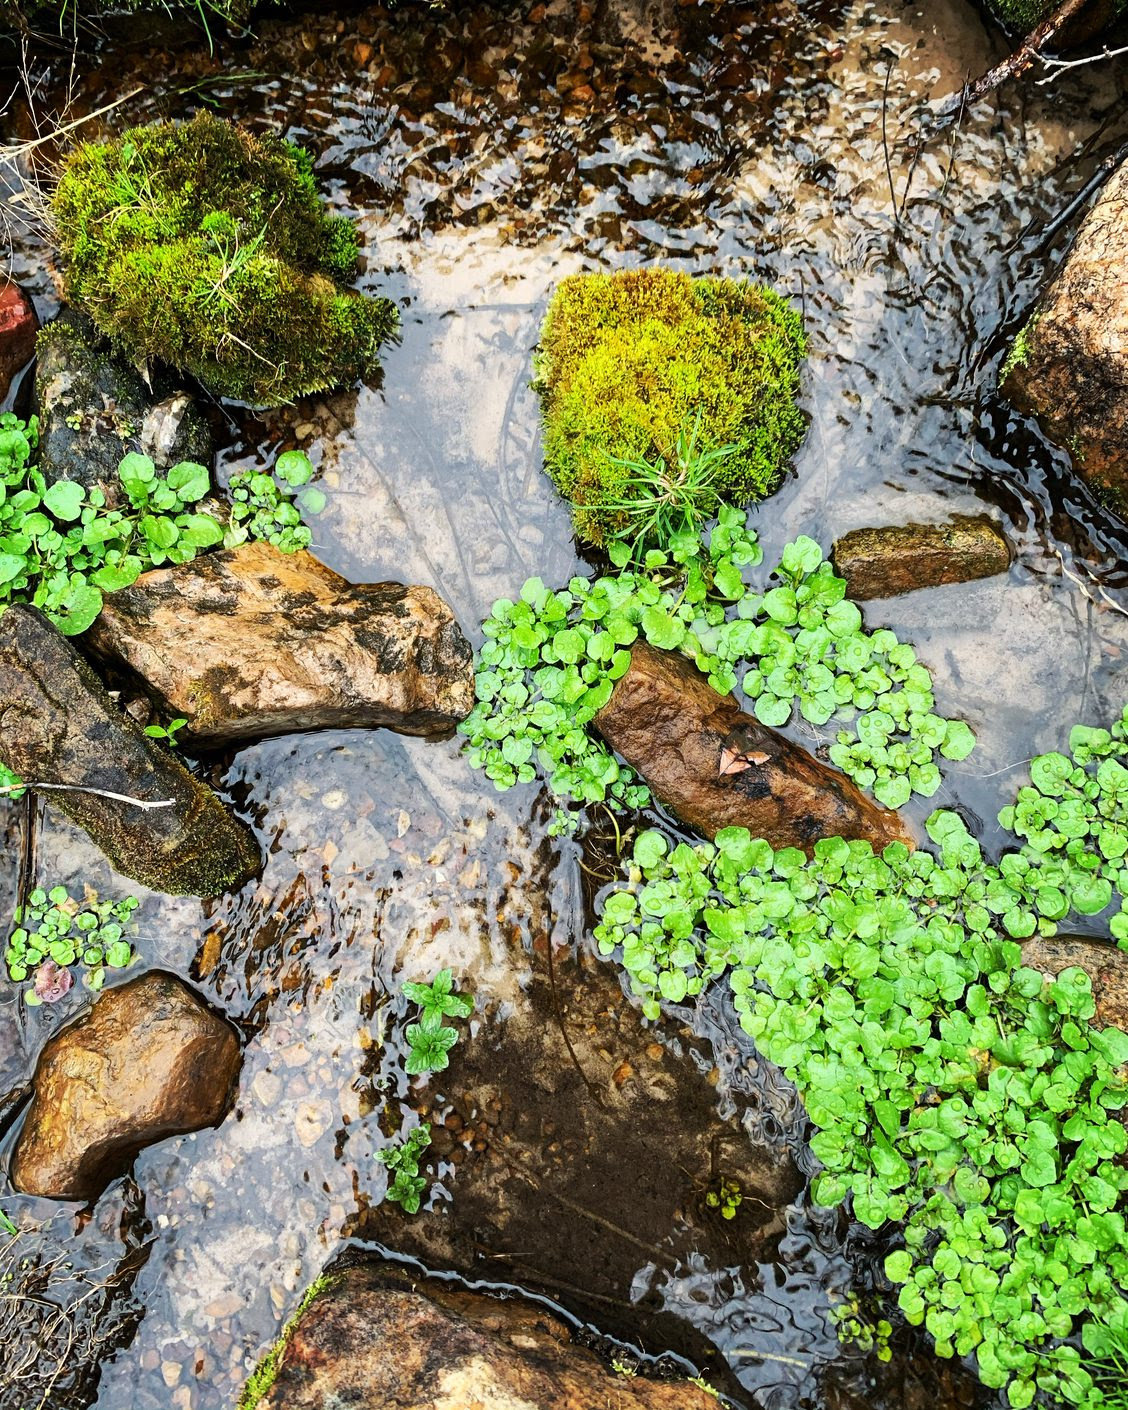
[0,763,24,800]
[462,512,973,831]
[593,723,1128,1409]
[0,414,319,636]
[225,450,325,554]
[402,968,474,1075]
[831,1293,894,1363]
[377,1122,433,1215]
[5,886,139,1002]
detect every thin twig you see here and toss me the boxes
[0,84,144,162]
[881,58,899,229]
[938,0,1093,116]
[0,783,175,809]
[1036,39,1128,79]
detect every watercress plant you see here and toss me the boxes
[5,885,139,1003]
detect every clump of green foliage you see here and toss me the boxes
[5,885,138,1002]
[52,112,398,407]
[534,269,806,547]
[0,412,318,635]
[461,511,973,834]
[402,967,474,1075]
[237,1272,338,1410]
[377,1123,433,1214]
[593,710,1128,1410]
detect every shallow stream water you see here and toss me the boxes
[2,2,1128,1408]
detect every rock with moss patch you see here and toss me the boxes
[831,516,1011,600]
[51,112,398,408]
[983,0,1123,40]
[0,604,260,896]
[34,312,213,507]
[1001,156,1128,513]
[534,268,806,547]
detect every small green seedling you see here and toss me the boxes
[144,717,189,747]
[377,1123,432,1214]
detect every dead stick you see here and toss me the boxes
[940,0,1093,115]
[0,782,174,809]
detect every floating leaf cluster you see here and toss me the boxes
[461,511,974,831]
[5,885,139,1003]
[593,716,1128,1409]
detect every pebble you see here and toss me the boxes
[252,1070,283,1106]
[295,1099,333,1148]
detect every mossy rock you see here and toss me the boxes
[51,112,398,407]
[534,268,806,547]
[983,0,1125,36]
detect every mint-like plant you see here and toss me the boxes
[377,1123,433,1214]
[401,968,474,1075]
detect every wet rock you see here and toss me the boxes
[1001,157,1128,511]
[34,312,213,506]
[0,282,38,403]
[12,970,240,1202]
[594,640,911,852]
[0,604,260,896]
[85,543,475,745]
[831,516,1011,600]
[257,1267,721,1410]
[1020,934,1128,1033]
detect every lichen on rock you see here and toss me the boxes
[50,112,399,407]
[534,267,807,547]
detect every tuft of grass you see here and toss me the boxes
[51,112,398,407]
[533,268,806,548]
[237,1272,338,1410]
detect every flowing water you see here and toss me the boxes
[2,1,1128,1407]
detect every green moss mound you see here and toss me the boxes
[51,112,398,407]
[534,268,807,547]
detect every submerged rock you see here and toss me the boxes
[831,516,1011,600]
[1020,934,1128,1033]
[34,312,213,505]
[12,970,240,1202]
[0,282,38,403]
[594,640,911,852]
[86,543,475,745]
[254,1268,722,1410]
[0,604,260,896]
[1001,157,1128,512]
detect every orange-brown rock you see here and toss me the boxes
[257,1268,721,1410]
[13,972,241,1202]
[1020,934,1128,1034]
[831,516,1011,600]
[594,640,911,852]
[0,283,38,401]
[1001,157,1128,510]
[85,543,475,745]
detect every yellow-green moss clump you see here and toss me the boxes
[51,113,398,407]
[534,269,806,547]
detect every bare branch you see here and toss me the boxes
[938,0,1094,117]
[0,782,175,809]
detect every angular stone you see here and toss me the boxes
[257,1269,721,1410]
[34,312,212,506]
[0,282,38,402]
[594,640,911,853]
[1002,157,1128,511]
[85,543,475,745]
[831,516,1011,600]
[13,971,240,1201]
[1020,934,1128,1033]
[0,604,260,896]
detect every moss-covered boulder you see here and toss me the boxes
[51,113,398,407]
[534,268,806,547]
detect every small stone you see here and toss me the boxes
[161,1361,182,1388]
[0,282,38,401]
[831,516,1012,600]
[295,1099,333,1148]
[252,1070,283,1106]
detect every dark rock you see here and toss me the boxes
[85,543,476,745]
[831,516,1012,600]
[0,604,260,896]
[34,312,213,506]
[256,1267,722,1410]
[594,640,911,853]
[12,970,240,1202]
[1001,157,1128,512]
[0,282,39,404]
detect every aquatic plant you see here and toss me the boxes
[5,885,139,1002]
[0,418,318,634]
[51,112,398,406]
[461,510,973,833]
[377,1123,433,1214]
[592,711,1128,1410]
[534,269,806,547]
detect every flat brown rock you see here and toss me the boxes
[13,971,241,1202]
[86,543,475,745]
[831,516,1011,600]
[1001,156,1128,509]
[0,605,260,896]
[257,1268,721,1410]
[0,283,38,401]
[594,640,911,852]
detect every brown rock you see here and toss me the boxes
[1020,934,1128,1034]
[594,640,911,852]
[0,283,38,401]
[12,972,240,1201]
[0,604,260,896]
[831,516,1011,600]
[258,1268,720,1410]
[85,544,475,746]
[1001,157,1128,510]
